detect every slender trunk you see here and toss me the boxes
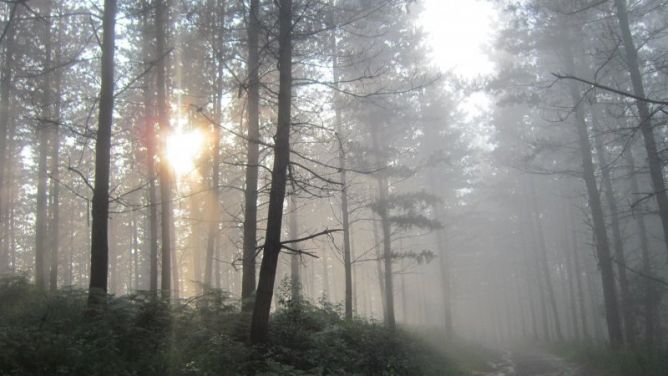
[520,223,539,341]
[569,204,591,341]
[350,226,358,314]
[330,25,354,320]
[288,193,300,301]
[436,222,453,338]
[371,127,395,330]
[204,95,221,288]
[563,216,581,341]
[48,19,64,292]
[400,258,407,322]
[205,0,226,290]
[170,212,179,297]
[372,208,386,317]
[0,4,18,274]
[322,247,329,300]
[592,109,635,345]
[214,243,221,288]
[132,216,139,290]
[625,148,658,347]
[141,7,159,294]
[241,0,261,311]
[613,0,668,260]
[249,0,293,344]
[88,0,117,303]
[35,2,53,290]
[155,0,173,299]
[529,179,564,342]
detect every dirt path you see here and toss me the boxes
[479,350,583,376]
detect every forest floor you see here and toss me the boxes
[478,349,598,376]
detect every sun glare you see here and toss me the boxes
[165,128,205,176]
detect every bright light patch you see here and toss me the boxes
[419,0,498,79]
[165,128,205,176]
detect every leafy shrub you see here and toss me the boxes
[0,276,461,376]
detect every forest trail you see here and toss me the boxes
[479,350,587,376]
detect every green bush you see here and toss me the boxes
[0,276,461,376]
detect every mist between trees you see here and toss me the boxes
[0,0,667,374]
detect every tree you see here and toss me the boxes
[89,0,117,303]
[612,0,668,259]
[241,0,261,312]
[155,0,173,299]
[250,0,293,344]
[34,0,52,290]
[0,2,19,274]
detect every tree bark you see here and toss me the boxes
[88,0,117,302]
[35,1,53,290]
[155,0,173,299]
[241,0,261,311]
[249,0,293,344]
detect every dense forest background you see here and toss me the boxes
[0,0,667,374]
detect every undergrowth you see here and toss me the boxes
[551,341,668,376]
[0,275,462,375]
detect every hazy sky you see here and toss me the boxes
[419,0,498,79]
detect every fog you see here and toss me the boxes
[0,0,666,374]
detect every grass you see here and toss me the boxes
[550,341,668,376]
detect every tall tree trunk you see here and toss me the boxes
[48,18,64,292]
[564,45,623,346]
[519,221,539,341]
[0,4,18,273]
[155,0,173,299]
[563,215,581,341]
[372,208,386,318]
[528,179,564,342]
[241,0,261,311]
[35,1,53,290]
[572,227,590,342]
[132,216,139,290]
[329,20,354,319]
[204,93,221,288]
[141,4,159,294]
[521,194,551,342]
[624,148,658,347]
[88,0,117,303]
[289,193,300,301]
[204,0,226,290]
[249,0,293,344]
[436,216,453,338]
[591,109,636,345]
[371,125,396,330]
